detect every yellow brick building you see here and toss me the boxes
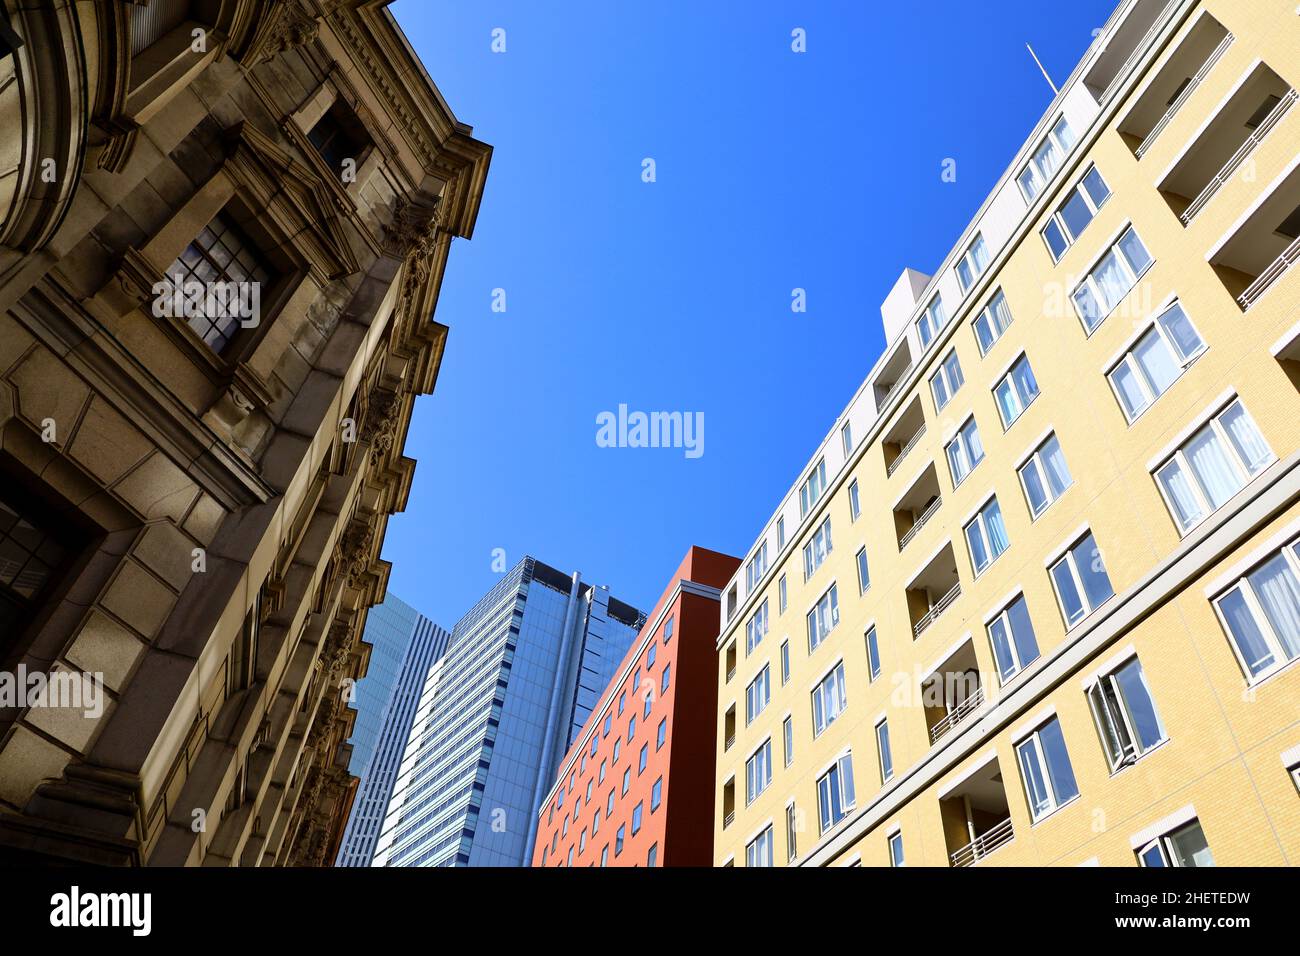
[714,0,1300,867]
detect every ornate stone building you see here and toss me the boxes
[0,0,489,865]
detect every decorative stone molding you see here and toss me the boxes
[243,0,320,66]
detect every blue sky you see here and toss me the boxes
[383,0,1118,629]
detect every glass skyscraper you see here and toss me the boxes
[335,594,450,867]
[371,557,645,867]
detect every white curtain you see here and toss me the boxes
[1221,403,1271,473]
[1186,427,1241,509]
[1250,555,1300,660]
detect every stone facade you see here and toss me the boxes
[0,0,489,866]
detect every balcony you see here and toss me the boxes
[722,778,735,829]
[940,756,1014,867]
[1117,14,1233,158]
[1209,160,1300,311]
[906,542,961,640]
[872,341,914,414]
[922,640,985,746]
[724,640,737,683]
[1082,0,1177,106]
[882,396,926,478]
[723,704,736,752]
[1157,62,1294,225]
[894,463,942,552]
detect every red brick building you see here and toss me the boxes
[532,547,740,867]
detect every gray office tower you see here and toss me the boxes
[371,557,645,867]
[335,594,450,867]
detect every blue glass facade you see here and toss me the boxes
[371,557,644,867]
[335,593,449,867]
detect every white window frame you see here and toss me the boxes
[856,546,870,594]
[865,624,882,682]
[916,293,947,348]
[745,540,768,593]
[849,479,861,521]
[888,829,905,867]
[986,593,1040,685]
[875,718,893,782]
[783,715,794,768]
[993,353,1040,429]
[1048,530,1114,628]
[1016,114,1076,202]
[1106,301,1206,423]
[745,739,773,806]
[973,289,1013,356]
[1085,654,1167,772]
[841,421,853,457]
[779,639,790,685]
[799,459,827,518]
[811,660,847,737]
[802,515,833,581]
[956,233,990,292]
[1136,819,1213,868]
[929,348,965,411]
[1015,716,1078,821]
[1212,534,1300,684]
[745,664,771,725]
[945,415,985,487]
[964,496,1009,577]
[1069,224,1153,334]
[1018,432,1073,519]
[1153,398,1273,535]
[806,583,840,653]
[745,824,774,867]
[1041,164,1111,261]
[816,751,856,835]
[745,599,769,655]
[778,573,787,613]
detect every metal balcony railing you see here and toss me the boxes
[949,816,1014,868]
[1179,88,1297,225]
[875,363,913,412]
[886,423,927,477]
[1135,32,1234,159]
[1238,234,1300,311]
[725,734,735,752]
[898,495,941,551]
[726,665,736,683]
[912,582,962,639]
[928,686,985,745]
[723,811,735,830]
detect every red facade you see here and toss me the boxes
[532,547,740,867]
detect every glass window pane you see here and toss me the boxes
[1114,659,1165,751]
[1059,189,1094,239]
[1217,587,1275,675]
[1074,534,1114,611]
[1219,402,1271,475]
[989,617,1017,680]
[1007,597,1040,669]
[1118,227,1152,275]
[1110,360,1148,419]
[1072,285,1101,328]
[1040,436,1069,495]
[966,521,989,571]
[1052,558,1085,624]
[996,380,1019,425]
[1038,717,1079,804]
[1157,458,1204,529]
[1082,167,1110,207]
[1044,220,1068,259]
[1133,330,1179,397]
[1157,303,1202,362]
[1246,555,1300,662]
[1017,738,1052,816]
[1012,357,1039,404]
[1091,250,1130,316]
[1169,822,1214,867]
[1022,460,1049,515]
[1185,427,1242,510]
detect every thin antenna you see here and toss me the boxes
[1026,42,1059,95]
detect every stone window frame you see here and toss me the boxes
[113,120,359,423]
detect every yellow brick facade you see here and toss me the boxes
[714,0,1300,867]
